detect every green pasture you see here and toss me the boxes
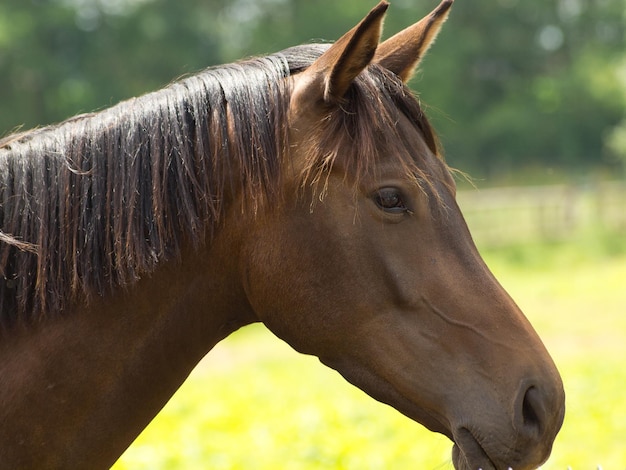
[113,232,626,469]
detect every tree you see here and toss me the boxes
[1,0,623,179]
[0,0,228,133]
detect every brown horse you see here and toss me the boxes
[0,1,564,468]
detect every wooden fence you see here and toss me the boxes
[456,181,626,247]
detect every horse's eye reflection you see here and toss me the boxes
[373,188,409,214]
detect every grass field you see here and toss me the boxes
[113,231,626,469]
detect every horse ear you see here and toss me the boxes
[294,1,388,105]
[374,0,453,83]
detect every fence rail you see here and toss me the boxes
[456,181,626,247]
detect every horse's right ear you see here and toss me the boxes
[291,1,388,107]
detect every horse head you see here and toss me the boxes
[239,2,565,468]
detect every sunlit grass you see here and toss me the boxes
[114,327,452,469]
[114,232,626,469]
[482,238,626,469]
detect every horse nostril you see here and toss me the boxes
[519,385,545,437]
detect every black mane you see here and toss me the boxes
[0,44,440,324]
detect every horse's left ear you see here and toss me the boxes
[375,0,453,83]
[293,1,388,106]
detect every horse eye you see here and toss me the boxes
[374,188,408,213]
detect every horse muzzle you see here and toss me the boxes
[450,379,565,470]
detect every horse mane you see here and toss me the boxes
[0,44,441,324]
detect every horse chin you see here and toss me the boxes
[451,428,498,470]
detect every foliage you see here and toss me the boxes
[417,0,626,177]
[112,233,626,469]
[1,0,625,178]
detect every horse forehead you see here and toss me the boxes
[365,111,448,180]
[285,69,454,191]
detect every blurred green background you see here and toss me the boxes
[2,0,625,468]
[2,0,625,181]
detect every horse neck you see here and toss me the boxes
[0,60,280,467]
[0,235,257,468]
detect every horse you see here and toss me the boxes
[0,1,564,468]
